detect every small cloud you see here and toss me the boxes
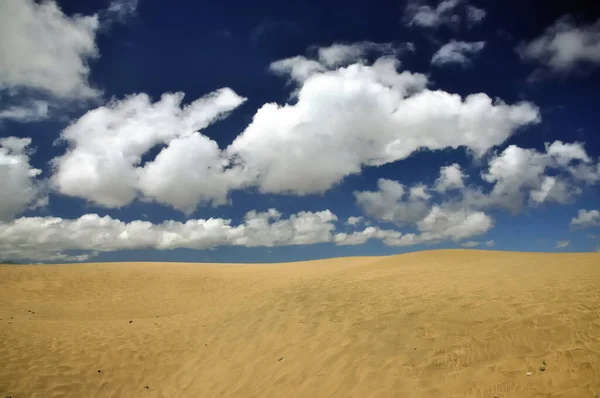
[555,240,570,248]
[106,0,140,21]
[346,216,364,226]
[0,100,50,122]
[404,0,486,29]
[517,16,600,77]
[485,240,495,247]
[461,240,480,248]
[431,40,485,67]
[570,209,600,229]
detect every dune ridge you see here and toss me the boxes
[1,250,599,397]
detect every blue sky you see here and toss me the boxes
[1,0,599,263]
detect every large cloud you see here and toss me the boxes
[48,49,539,212]
[51,88,247,212]
[0,209,338,262]
[228,55,539,195]
[518,16,600,75]
[0,137,45,222]
[0,0,100,100]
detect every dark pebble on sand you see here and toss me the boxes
[539,366,546,371]
[279,357,284,361]
[144,385,149,389]
[129,320,133,323]
[98,370,102,373]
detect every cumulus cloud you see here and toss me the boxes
[335,206,492,247]
[435,163,466,192]
[354,179,431,226]
[517,16,600,75]
[51,88,247,212]
[0,137,45,221]
[0,209,337,262]
[570,209,600,229]
[0,0,100,100]
[404,0,486,29]
[461,240,480,247]
[555,240,570,248]
[485,240,495,247]
[478,141,599,211]
[353,140,600,244]
[230,55,538,196]
[48,44,539,211]
[431,41,486,67]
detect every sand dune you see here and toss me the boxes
[1,250,599,397]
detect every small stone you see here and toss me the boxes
[539,366,546,372]
[542,360,547,366]
[279,357,284,361]
[144,385,149,389]
[525,371,533,376]
[129,320,133,323]
[98,370,102,373]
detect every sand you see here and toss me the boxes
[1,250,599,398]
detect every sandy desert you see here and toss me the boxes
[1,250,599,397]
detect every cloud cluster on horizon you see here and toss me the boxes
[0,0,599,261]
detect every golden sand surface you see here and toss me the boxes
[1,250,599,398]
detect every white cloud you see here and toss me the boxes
[269,56,326,84]
[0,209,337,262]
[404,0,486,29]
[316,41,412,67]
[555,240,570,248]
[517,16,600,75]
[415,206,493,242]
[0,0,100,100]
[352,140,600,247]
[0,100,50,122]
[479,141,598,211]
[570,209,600,229]
[485,239,495,247]
[435,163,466,192]
[106,0,140,21]
[0,137,45,221]
[461,240,480,247]
[337,206,492,247]
[51,88,247,212]
[431,41,486,67]
[230,55,539,196]
[346,216,364,226]
[354,179,431,226]
[46,45,538,212]
[334,226,401,246]
[466,5,486,25]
